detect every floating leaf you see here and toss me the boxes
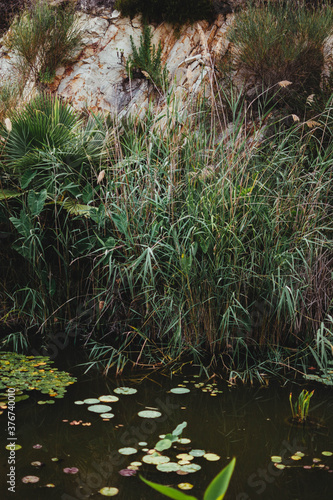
[63,467,79,474]
[294,451,305,458]
[118,447,137,455]
[33,444,42,449]
[178,483,193,490]
[157,462,180,472]
[170,388,190,394]
[270,456,282,463]
[143,455,170,465]
[6,444,22,450]
[74,401,85,405]
[100,413,114,419]
[179,464,201,473]
[99,487,119,496]
[138,442,147,446]
[31,461,43,467]
[22,475,39,483]
[177,454,194,461]
[274,463,286,470]
[114,387,137,395]
[155,439,172,452]
[178,438,191,444]
[189,450,205,457]
[204,453,220,462]
[83,398,100,405]
[46,484,55,487]
[322,451,333,456]
[138,410,162,419]
[131,461,142,467]
[87,404,112,413]
[99,395,119,403]
[291,455,301,461]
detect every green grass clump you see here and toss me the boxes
[114,0,216,25]
[126,23,169,92]
[228,0,333,101]
[5,0,82,84]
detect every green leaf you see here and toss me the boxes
[172,421,187,436]
[155,439,172,452]
[21,169,37,189]
[140,476,198,500]
[28,189,47,216]
[203,458,236,500]
[0,190,23,200]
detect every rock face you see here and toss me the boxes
[52,9,233,117]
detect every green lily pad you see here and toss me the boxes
[170,388,190,394]
[179,463,201,473]
[155,439,172,452]
[271,456,282,463]
[203,453,220,461]
[138,410,162,419]
[189,449,205,457]
[74,400,85,405]
[100,413,114,419]
[87,404,112,413]
[84,398,100,405]
[156,462,180,472]
[118,447,138,455]
[143,455,170,465]
[322,451,333,456]
[114,387,137,395]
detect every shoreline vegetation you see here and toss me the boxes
[1,0,333,383]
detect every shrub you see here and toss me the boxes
[126,23,169,91]
[5,0,82,83]
[114,0,216,25]
[228,0,333,97]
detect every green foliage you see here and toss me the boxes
[289,389,314,423]
[115,0,216,25]
[140,458,236,500]
[0,82,22,122]
[0,92,107,193]
[0,352,76,399]
[5,0,82,83]
[228,0,333,99]
[127,24,169,92]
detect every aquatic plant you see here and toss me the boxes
[0,352,76,402]
[141,457,236,500]
[289,389,314,423]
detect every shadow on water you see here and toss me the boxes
[1,349,333,500]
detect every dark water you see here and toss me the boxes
[1,358,333,500]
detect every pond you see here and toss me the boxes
[1,354,333,500]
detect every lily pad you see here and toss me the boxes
[178,483,194,490]
[179,463,201,473]
[5,444,22,450]
[155,439,172,452]
[170,388,190,394]
[271,456,282,463]
[322,451,333,456]
[203,453,220,461]
[83,398,100,405]
[87,404,112,413]
[114,387,137,395]
[274,463,286,469]
[156,462,180,472]
[189,449,205,457]
[100,413,114,419]
[142,455,170,465]
[74,400,85,405]
[119,469,136,476]
[22,475,39,483]
[138,410,162,419]
[178,438,191,444]
[99,395,119,403]
[99,487,119,496]
[118,447,138,455]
